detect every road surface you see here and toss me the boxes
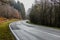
[9,20,60,40]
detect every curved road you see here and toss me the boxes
[9,20,60,40]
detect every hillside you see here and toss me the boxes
[0,0,22,19]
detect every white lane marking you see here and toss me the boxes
[26,27,60,38]
[16,21,60,38]
[21,25,60,38]
[38,30,60,38]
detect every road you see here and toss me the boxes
[9,20,60,40]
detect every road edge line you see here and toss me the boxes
[9,23,20,40]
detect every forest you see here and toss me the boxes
[29,0,60,27]
[0,0,25,19]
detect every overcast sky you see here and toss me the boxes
[15,0,35,12]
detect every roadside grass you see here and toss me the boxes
[0,19,19,40]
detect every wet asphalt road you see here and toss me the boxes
[10,20,60,40]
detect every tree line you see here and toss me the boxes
[10,0,25,19]
[0,0,25,19]
[29,0,60,27]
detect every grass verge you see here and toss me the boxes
[0,19,19,40]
